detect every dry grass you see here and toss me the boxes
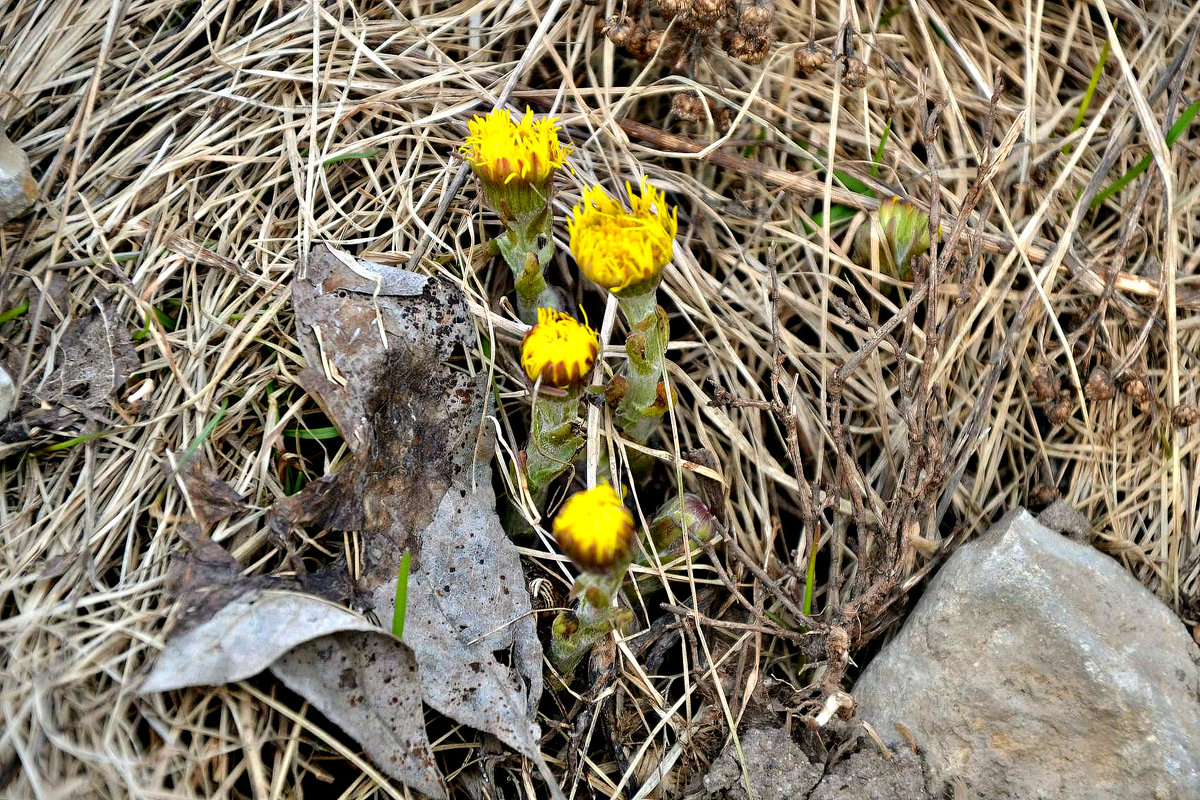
[1,0,1198,796]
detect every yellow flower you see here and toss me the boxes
[460,107,571,190]
[521,308,599,389]
[553,484,635,571]
[567,178,678,292]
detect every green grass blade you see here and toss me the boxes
[802,535,819,616]
[322,150,378,166]
[1065,36,1112,153]
[392,552,412,638]
[42,430,116,452]
[871,120,892,176]
[179,400,228,464]
[1091,100,1200,209]
[283,426,342,440]
[0,300,29,324]
[804,204,859,235]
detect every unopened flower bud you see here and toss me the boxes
[853,197,931,280]
[647,493,719,556]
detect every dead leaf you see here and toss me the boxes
[271,632,445,798]
[370,462,542,757]
[178,456,247,532]
[143,246,543,796]
[1,295,139,444]
[141,590,380,693]
[37,296,137,416]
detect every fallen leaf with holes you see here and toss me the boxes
[142,246,541,797]
[1,295,138,443]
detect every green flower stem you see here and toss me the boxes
[614,286,670,443]
[549,568,631,677]
[494,205,559,323]
[524,390,585,500]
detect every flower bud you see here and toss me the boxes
[520,308,599,389]
[853,197,931,280]
[647,493,719,556]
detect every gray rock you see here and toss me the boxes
[1037,498,1092,542]
[854,509,1200,800]
[702,726,821,799]
[0,131,36,224]
[810,746,932,800]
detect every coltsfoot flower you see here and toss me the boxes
[553,484,635,572]
[567,178,677,292]
[521,309,599,389]
[460,107,571,192]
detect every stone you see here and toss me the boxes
[1037,498,1092,542]
[853,509,1200,799]
[810,746,932,800]
[702,726,821,799]
[0,131,36,224]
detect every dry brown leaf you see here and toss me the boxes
[177,456,247,532]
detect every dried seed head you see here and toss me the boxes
[1031,150,1060,189]
[644,29,666,56]
[1047,395,1074,426]
[842,57,868,90]
[794,42,828,76]
[1029,483,1060,507]
[601,14,633,46]
[657,0,691,16]
[1171,403,1199,429]
[684,0,726,27]
[729,31,771,64]
[715,107,733,134]
[1031,365,1061,403]
[736,0,775,34]
[1084,366,1115,402]
[1119,374,1151,412]
[671,91,706,122]
[623,26,652,60]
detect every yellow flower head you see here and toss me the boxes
[567,178,678,293]
[460,107,570,190]
[553,484,635,572]
[521,308,599,389]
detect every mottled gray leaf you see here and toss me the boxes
[370,463,542,757]
[271,631,445,799]
[144,246,544,797]
[37,296,137,414]
[140,590,377,693]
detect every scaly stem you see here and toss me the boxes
[549,569,631,677]
[495,205,560,323]
[614,287,670,443]
[524,390,585,499]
